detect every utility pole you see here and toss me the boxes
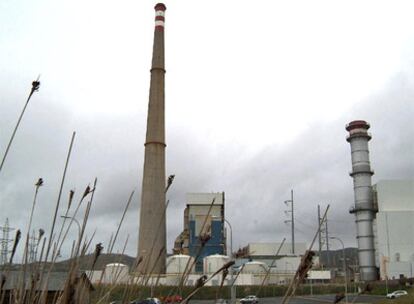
[0,218,15,265]
[325,214,330,266]
[28,229,39,263]
[318,204,330,267]
[284,189,295,255]
[317,205,322,259]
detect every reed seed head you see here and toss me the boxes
[32,80,40,92]
[82,185,91,200]
[35,177,43,187]
[39,228,45,239]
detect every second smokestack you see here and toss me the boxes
[346,120,378,281]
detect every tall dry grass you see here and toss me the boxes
[0,81,239,304]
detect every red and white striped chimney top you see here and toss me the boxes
[154,3,166,30]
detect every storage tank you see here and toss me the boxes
[104,263,129,284]
[241,261,268,274]
[203,254,231,274]
[166,254,195,274]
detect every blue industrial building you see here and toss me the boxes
[173,192,226,272]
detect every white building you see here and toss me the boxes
[246,242,307,257]
[373,180,414,279]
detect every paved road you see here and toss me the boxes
[191,295,385,304]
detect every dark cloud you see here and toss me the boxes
[1,55,413,263]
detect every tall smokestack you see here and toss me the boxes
[138,3,167,274]
[346,120,378,281]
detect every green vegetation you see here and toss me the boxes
[91,283,360,302]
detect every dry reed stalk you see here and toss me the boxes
[109,191,134,253]
[19,229,46,304]
[26,178,44,242]
[83,229,97,258]
[139,174,174,275]
[38,183,94,304]
[91,243,104,271]
[97,234,132,295]
[120,256,144,303]
[57,180,97,304]
[9,229,21,265]
[256,237,286,296]
[107,234,114,255]
[181,261,235,304]
[215,268,229,302]
[0,78,40,174]
[117,175,174,302]
[107,247,157,304]
[57,213,97,304]
[45,131,76,264]
[74,179,97,258]
[28,237,47,304]
[112,234,130,284]
[231,263,245,287]
[52,184,94,263]
[139,198,170,275]
[137,246,165,300]
[16,178,44,304]
[164,227,212,299]
[93,236,132,304]
[177,198,216,290]
[282,205,330,304]
[93,190,136,302]
[0,230,21,304]
[54,189,76,250]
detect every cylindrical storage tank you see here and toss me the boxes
[203,254,231,274]
[166,254,195,274]
[104,263,129,284]
[166,254,195,286]
[241,261,268,274]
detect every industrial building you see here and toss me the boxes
[237,242,312,267]
[174,193,226,272]
[243,242,307,258]
[234,242,322,283]
[346,120,414,281]
[373,180,414,280]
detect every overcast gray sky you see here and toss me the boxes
[0,0,413,260]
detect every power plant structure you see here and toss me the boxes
[137,3,167,274]
[174,193,226,272]
[346,120,378,281]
